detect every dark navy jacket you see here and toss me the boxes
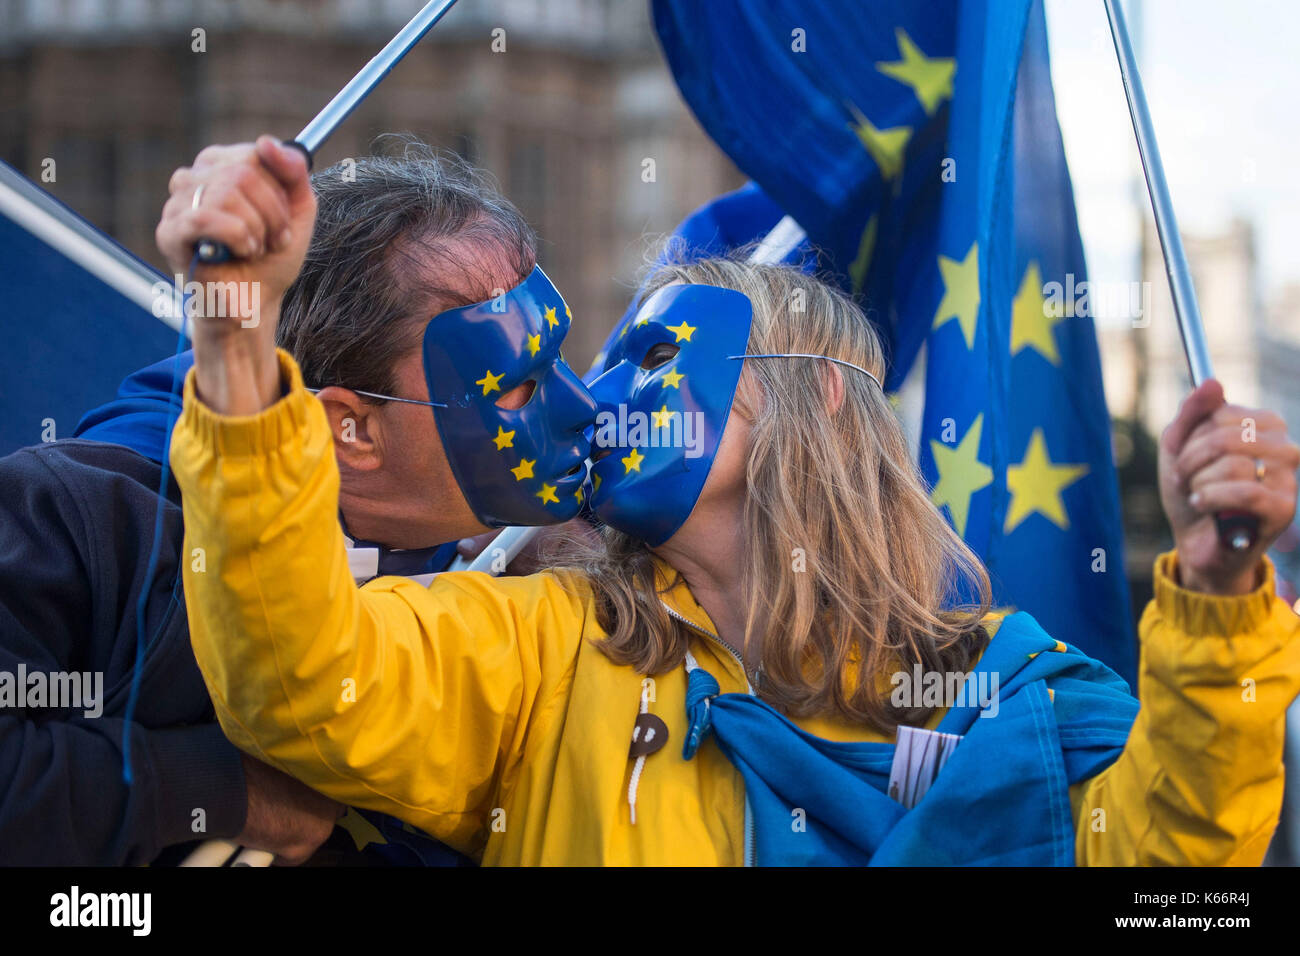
[0,438,246,863]
[0,351,465,864]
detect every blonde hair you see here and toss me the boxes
[565,255,992,732]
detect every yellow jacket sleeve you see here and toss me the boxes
[1072,551,1300,865]
[170,350,589,855]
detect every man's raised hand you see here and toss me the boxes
[157,136,316,415]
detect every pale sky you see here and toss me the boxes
[1045,0,1300,320]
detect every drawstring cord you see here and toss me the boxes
[627,681,652,825]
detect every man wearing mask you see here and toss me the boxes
[0,136,596,864]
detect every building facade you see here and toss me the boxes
[0,0,744,367]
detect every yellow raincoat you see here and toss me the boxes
[172,351,1300,865]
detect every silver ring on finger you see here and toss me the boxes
[1255,458,1266,482]
[191,184,206,211]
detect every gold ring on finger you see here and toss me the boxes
[1255,458,1266,482]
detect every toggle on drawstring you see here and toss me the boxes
[627,650,722,824]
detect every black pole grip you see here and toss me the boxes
[1214,510,1259,553]
[192,140,314,265]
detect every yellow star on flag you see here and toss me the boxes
[622,448,645,473]
[666,321,696,343]
[849,213,879,295]
[476,369,504,395]
[875,27,956,116]
[1004,429,1089,534]
[932,242,980,349]
[511,458,535,481]
[1010,261,1068,364]
[544,305,559,329]
[337,808,387,851]
[651,404,674,428]
[536,483,558,504]
[662,368,684,389]
[848,102,913,181]
[929,413,993,538]
[526,333,542,358]
[492,426,515,451]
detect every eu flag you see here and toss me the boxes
[617,0,1136,684]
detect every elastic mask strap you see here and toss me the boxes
[305,385,448,409]
[727,352,883,390]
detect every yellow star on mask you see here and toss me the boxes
[526,333,542,358]
[1004,429,1089,534]
[622,448,645,473]
[574,484,584,502]
[666,321,696,343]
[536,483,558,504]
[932,242,980,350]
[511,458,535,481]
[876,27,956,116]
[544,305,559,329]
[929,413,993,538]
[565,304,572,319]
[1010,261,1068,364]
[492,426,515,451]
[651,404,674,429]
[848,102,913,182]
[476,369,504,395]
[337,807,387,851]
[661,368,684,389]
[592,472,602,493]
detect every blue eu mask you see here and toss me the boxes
[422,266,597,528]
[586,283,753,545]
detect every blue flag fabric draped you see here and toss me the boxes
[637,0,1136,686]
[682,613,1137,865]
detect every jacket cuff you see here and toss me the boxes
[177,348,317,459]
[1151,550,1277,639]
[149,723,248,846]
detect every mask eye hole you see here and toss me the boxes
[640,342,680,370]
[496,379,536,410]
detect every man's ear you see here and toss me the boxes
[315,387,383,472]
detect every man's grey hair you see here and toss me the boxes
[276,134,537,399]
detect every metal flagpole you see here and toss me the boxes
[1103,0,1258,552]
[195,0,461,264]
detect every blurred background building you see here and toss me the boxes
[0,0,743,368]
